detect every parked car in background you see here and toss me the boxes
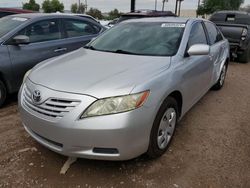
[106,18,119,28]
[116,9,176,24]
[54,12,100,24]
[0,8,34,18]
[210,11,250,63]
[0,13,105,106]
[19,17,229,161]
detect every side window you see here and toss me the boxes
[204,22,222,45]
[188,22,207,48]
[63,19,100,38]
[216,28,223,42]
[18,19,61,43]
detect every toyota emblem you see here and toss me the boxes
[32,90,42,103]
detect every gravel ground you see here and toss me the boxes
[0,62,250,188]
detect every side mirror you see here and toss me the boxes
[187,44,210,56]
[12,35,30,45]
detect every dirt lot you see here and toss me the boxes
[0,62,250,188]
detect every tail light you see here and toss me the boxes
[241,28,248,40]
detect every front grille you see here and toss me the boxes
[22,85,80,119]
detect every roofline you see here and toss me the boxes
[0,8,35,13]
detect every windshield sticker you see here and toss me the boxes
[161,23,185,28]
[12,17,28,22]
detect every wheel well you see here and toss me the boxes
[168,91,183,117]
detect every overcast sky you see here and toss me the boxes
[1,0,250,12]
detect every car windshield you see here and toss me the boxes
[0,16,28,38]
[88,22,185,56]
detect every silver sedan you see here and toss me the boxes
[18,17,230,160]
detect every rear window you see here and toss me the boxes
[226,14,235,22]
[210,12,250,25]
[0,11,16,18]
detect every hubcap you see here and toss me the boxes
[220,65,226,86]
[157,108,177,149]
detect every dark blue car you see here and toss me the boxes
[0,13,105,106]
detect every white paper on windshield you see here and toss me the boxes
[161,23,185,28]
[12,17,28,22]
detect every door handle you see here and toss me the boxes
[54,48,67,53]
[209,54,214,61]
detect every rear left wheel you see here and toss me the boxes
[212,63,227,90]
[147,97,178,158]
[0,80,7,107]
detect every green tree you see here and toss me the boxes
[87,8,103,19]
[78,3,86,13]
[42,0,64,13]
[197,0,244,15]
[71,3,86,14]
[71,3,78,13]
[23,0,40,11]
[108,9,121,20]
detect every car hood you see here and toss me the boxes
[29,48,171,98]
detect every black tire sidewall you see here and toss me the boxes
[238,44,250,63]
[212,63,227,90]
[147,97,179,158]
[0,81,7,107]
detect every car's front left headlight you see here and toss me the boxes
[81,90,150,119]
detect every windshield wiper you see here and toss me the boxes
[114,49,138,55]
[84,45,96,50]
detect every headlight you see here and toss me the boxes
[81,90,150,119]
[23,69,31,83]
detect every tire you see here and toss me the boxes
[237,45,250,63]
[147,97,179,158]
[212,63,227,90]
[0,80,7,107]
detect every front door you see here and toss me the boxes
[7,19,65,90]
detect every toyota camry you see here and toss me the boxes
[18,17,229,160]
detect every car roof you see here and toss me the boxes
[0,8,34,13]
[7,13,94,20]
[213,10,249,15]
[123,17,191,23]
[121,9,176,17]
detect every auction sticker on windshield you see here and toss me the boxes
[12,17,28,22]
[161,23,185,28]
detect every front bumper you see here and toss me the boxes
[18,79,155,160]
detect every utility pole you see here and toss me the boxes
[178,0,184,16]
[78,0,80,13]
[85,0,88,11]
[155,0,157,11]
[196,0,200,17]
[131,0,136,12]
[162,0,168,11]
[175,0,178,15]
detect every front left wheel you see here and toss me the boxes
[147,97,179,158]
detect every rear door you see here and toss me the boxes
[6,18,65,90]
[60,18,103,52]
[203,21,227,85]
